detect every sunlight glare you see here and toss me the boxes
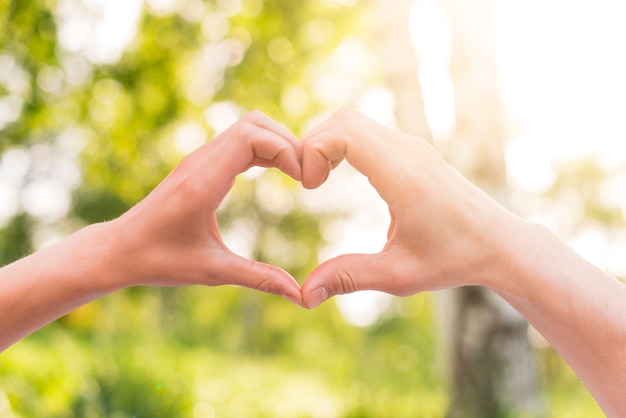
[146,0,177,16]
[356,86,397,129]
[311,37,376,106]
[335,291,393,328]
[204,101,241,134]
[505,134,556,193]
[220,218,257,259]
[495,0,626,181]
[173,122,208,155]
[0,147,29,188]
[0,182,19,227]
[56,0,143,64]
[410,0,456,141]
[21,178,71,220]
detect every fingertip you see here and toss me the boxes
[283,156,303,182]
[301,124,349,189]
[253,134,302,182]
[301,145,332,189]
[302,253,386,308]
[305,286,329,309]
[301,262,335,308]
[223,254,304,299]
[270,265,303,295]
[301,160,330,189]
[276,133,303,181]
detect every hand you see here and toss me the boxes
[109,111,304,305]
[300,108,516,308]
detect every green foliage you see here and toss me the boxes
[0,214,33,265]
[0,0,58,150]
[1,290,444,417]
[546,159,625,227]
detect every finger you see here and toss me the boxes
[300,112,355,188]
[301,108,399,188]
[301,252,391,309]
[301,124,349,189]
[330,159,343,170]
[248,128,302,180]
[230,114,302,179]
[301,113,342,142]
[205,122,302,195]
[244,110,301,151]
[303,109,423,205]
[240,111,303,171]
[211,252,304,307]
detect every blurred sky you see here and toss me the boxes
[410,0,626,190]
[496,0,626,187]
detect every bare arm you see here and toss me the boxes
[492,220,626,417]
[300,108,626,417]
[0,111,304,352]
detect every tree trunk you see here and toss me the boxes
[373,0,431,142]
[442,0,543,416]
[374,0,543,415]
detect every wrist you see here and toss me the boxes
[62,220,133,295]
[466,208,538,292]
[437,189,530,291]
[485,219,562,299]
[0,220,130,350]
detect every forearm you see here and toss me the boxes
[0,221,125,352]
[486,217,626,416]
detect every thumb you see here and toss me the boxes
[302,253,387,309]
[212,252,303,307]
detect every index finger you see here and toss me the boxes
[302,109,413,203]
[175,112,302,203]
[219,111,302,180]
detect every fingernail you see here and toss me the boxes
[308,286,328,309]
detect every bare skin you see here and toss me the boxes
[0,111,304,352]
[300,108,626,417]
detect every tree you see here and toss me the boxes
[442,0,542,415]
[372,0,543,415]
[373,0,431,141]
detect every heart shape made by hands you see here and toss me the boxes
[218,164,389,292]
[133,108,482,309]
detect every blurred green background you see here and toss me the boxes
[2,0,624,416]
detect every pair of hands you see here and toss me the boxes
[112,108,511,308]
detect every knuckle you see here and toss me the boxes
[309,140,327,157]
[333,106,358,122]
[253,262,281,294]
[229,120,258,148]
[242,110,267,125]
[254,278,276,294]
[333,107,360,139]
[237,118,256,135]
[335,266,358,295]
